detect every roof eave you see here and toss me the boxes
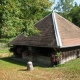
[8,33,24,45]
[60,44,80,48]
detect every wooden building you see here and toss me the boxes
[8,11,80,66]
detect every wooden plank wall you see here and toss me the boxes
[59,46,80,64]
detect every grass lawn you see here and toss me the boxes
[0,48,80,80]
[0,43,10,54]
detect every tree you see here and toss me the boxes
[0,0,23,38]
[0,0,54,38]
[54,0,74,12]
[19,0,54,36]
[54,1,80,27]
[0,1,2,38]
[53,0,75,21]
[68,3,80,27]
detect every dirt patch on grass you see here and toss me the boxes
[0,53,9,58]
[1,66,79,80]
[0,67,64,80]
[0,53,13,58]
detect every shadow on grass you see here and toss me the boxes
[0,57,51,68]
[0,57,27,66]
[18,69,27,71]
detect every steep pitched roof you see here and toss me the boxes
[8,11,80,48]
[8,13,57,47]
[55,12,80,47]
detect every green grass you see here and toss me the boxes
[0,43,10,53]
[59,58,80,73]
[0,47,80,80]
[0,48,10,53]
[0,56,80,80]
[0,57,26,68]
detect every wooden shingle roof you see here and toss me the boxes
[55,13,80,47]
[8,11,80,48]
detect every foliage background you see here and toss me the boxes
[0,0,54,38]
[0,0,80,41]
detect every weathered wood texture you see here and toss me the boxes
[11,46,80,66]
[59,46,80,64]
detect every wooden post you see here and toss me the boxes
[27,61,34,71]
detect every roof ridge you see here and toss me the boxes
[52,11,62,47]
